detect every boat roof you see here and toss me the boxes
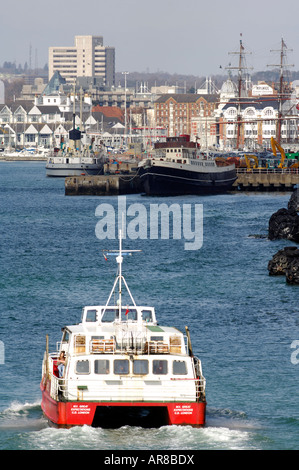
[65,323,182,336]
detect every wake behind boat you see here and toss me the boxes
[40,233,206,428]
[138,135,237,195]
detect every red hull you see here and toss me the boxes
[40,381,206,428]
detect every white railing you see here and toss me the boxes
[50,376,205,403]
[237,167,299,175]
[87,337,186,356]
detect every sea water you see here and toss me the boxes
[0,161,298,450]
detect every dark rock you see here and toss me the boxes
[268,208,299,242]
[268,246,299,283]
[286,257,299,284]
[267,190,299,283]
[288,188,299,212]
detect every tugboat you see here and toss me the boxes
[40,233,206,428]
[138,135,237,195]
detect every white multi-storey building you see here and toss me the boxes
[48,35,115,87]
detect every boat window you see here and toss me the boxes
[121,308,137,321]
[74,335,86,353]
[133,360,149,375]
[76,360,90,375]
[61,329,69,343]
[142,310,152,322]
[94,359,110,374]
[86,309,98,322]
[101,309,116,322]
[114,359,129,375]
[150,336,164,342]
[173,360,187,375]
[153,360,168,375]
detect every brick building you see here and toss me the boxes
[154,94,218,137]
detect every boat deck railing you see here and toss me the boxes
[237,167,299,174]
[48,373,206,403]
[86,335,188,356]
[89,338,175,355]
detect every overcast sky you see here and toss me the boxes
[2,0,299,78]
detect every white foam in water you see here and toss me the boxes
[25,423,257,451]
[0,401,259,450]
[2,400,41,415]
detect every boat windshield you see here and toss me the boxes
[101,308,138,322]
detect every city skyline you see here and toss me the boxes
[2,0,298,76]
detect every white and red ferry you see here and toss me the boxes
[40,233,206,428]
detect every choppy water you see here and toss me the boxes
[0,161,298,450]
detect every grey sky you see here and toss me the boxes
[2,0,299,77]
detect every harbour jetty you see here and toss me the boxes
[65,161,141,195]
[234,168,299,191]
[65,173,142,196]
[0,155,47,161]
[65,167,299,196]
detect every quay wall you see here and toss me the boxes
[234,168,299,191]
[65,174,142,196]
[65,169,299,196]
[0,156,47,161]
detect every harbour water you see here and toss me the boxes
[0,161,298,450]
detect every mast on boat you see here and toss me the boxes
[226,34,252,149]
[268,38,294,145]
[102,229,141,319]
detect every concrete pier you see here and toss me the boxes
[65,174,142,196]
[234,168,299,191]
[65,168,299,196]
[0,156,47,161]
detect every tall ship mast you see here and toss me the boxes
[268,38,294,145]
[226,35,252,149]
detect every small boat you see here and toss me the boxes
[138,135,237,195]
[2,147,51,160]
[46,115,107,177]
[45,147,106,177]
[40,233,206,428]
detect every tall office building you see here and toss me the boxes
[48,35,115,87]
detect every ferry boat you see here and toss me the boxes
[46,147,106,177]
[46,119,107,177]
[40,233,206,428]
[138,135,237,195]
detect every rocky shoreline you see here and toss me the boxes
[268,188,299,284]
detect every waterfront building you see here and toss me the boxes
[219,95,298,150]
[0,100,125,149]
[48,35,115,87]
[154,93,218,137]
